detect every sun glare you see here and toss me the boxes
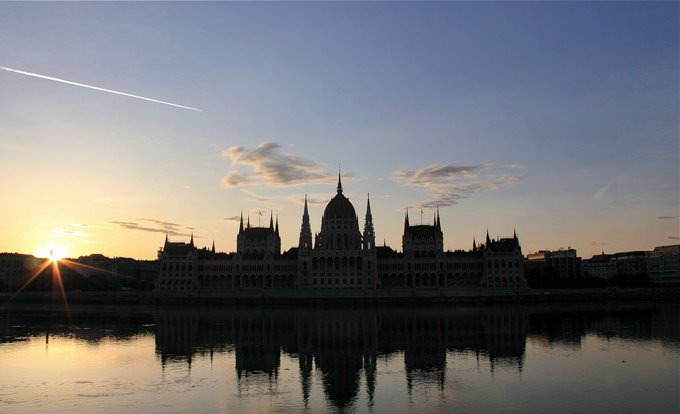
[35,244,68,262]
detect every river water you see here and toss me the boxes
[1,303,678,413]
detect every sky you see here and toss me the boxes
[0,2,677,260]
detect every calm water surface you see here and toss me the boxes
[1,304,678,414]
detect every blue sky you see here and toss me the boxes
[0,2,677,259]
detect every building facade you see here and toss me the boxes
[526,249,583,280]
[646,245,680,285]
[155,175,527,295]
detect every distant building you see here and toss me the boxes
[0,253,35,292]
[526,248,582,280]
[647,245,680,285]
[611,251,648,275]
[155,174,526,296]
[0,253,158,292]
[583,252,617,280]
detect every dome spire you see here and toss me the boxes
[337,165,343,194]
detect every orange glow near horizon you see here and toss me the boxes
[35,244,68,263]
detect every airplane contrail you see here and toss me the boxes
[1,66,201,112]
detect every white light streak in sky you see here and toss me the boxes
[1,66,201,112]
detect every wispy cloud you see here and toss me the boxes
[51,229,87,237]
[591,241,610,246]
[669,236,680,240]
[1,66,201,111]
[240,189,273,202]
[222,142,336,188]
[393,163,524,208]
[111,218,193,237]
[224,216,241,222]
[593,184,610,201]
[657,216,677,220]
[287,195,330,206]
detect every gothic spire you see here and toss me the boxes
[337,166,343,194]
[269,210,274,230]
[486,229,491,245]
[247,214,250,229]
[299,194,313,253]
[164,233,168,244]
[190,232,194,247]
[472,237,477,252]
[239,210,244,233]
[275,213,279,235]
[366,193,372,217]
[404,208,410,232]
[211,240,215,254]
[363,193,375,250]
[436,206,441,230]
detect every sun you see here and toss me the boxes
[35,244,68,262]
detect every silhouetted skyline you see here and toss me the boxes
[1,2,677,261]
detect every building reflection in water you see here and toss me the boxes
[2,304,678,412]
[153,306,530,410]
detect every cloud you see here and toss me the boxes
[393,163,523,208]
[69,223,88,228]
[593,184,609,201]
[657,216,677,220]
[111,219,193,237]
[51,229,87,237]
[137,218,180,229]
[669,236,680,240]
[221,142,336,188]
[224,216,241,222]
[591,241,610,246]
[240,189,273,202]
[287,195,330,206]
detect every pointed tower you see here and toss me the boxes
[269,210,274,230]
[436,207,442,231]
[363,193,375,250]
[164,233,168,245]
[211,240,215,254]
[337,167,343,194]
[247,214,251,229]
[486,229,491,245]
[275,214,280,236]
[189,233,194,247]
[473,237,477,252]
[299,194,313,253]
[404,209,410,232]
[239,210,244,233]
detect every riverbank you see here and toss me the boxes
[2,287,679,307]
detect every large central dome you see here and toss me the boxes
[323,173,356,219]
[324,192,357,219]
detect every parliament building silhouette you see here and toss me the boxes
[155,174,526,296]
